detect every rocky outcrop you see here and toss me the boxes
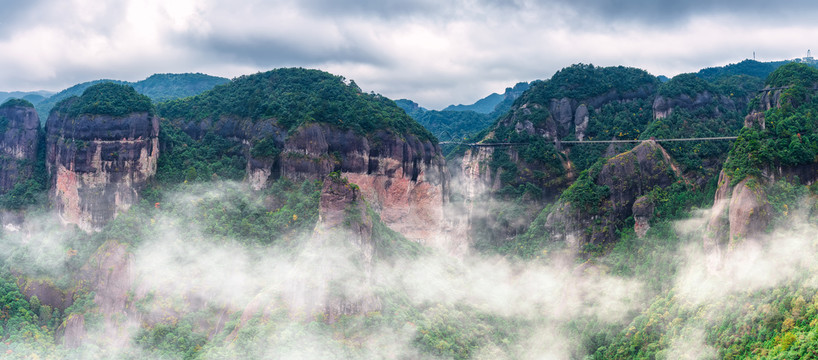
[0,103,40,194]
[229,177,384,334]
[503,86,655,141]
[272,123,449,245]
[546,141,678,245]
[633,195,654,238]
[703,84,818,260]
[312,177,381,323]
[727,179,771,244]
[60,314,86,349]
[175,118,451,247]
[652,91,736,120]
[703,171,772,253]
[703,170,732,259]
[17,278,72,310]
[60,240,135,348]
[46,108,159,231]
[757,87,786,111]
[80,241,134,321]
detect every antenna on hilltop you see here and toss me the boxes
[809,49,812,58]
[753,51,756,60]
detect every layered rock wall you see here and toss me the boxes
[503,86,655,142]
[46,110,159,231]
[652,91,737,120]
[0,104,40,194]
[546,141,678,245]
[174,119,451,247]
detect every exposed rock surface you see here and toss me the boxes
[46,108,159,231]
[703,85,818,262]
[632,195,654,238]
[704,172,772,244]
[501,86,655,141]
[17,278,72,310]
[234,176,382,328]
[727,178,771,244]
[546,141,678,245]
[0,103,40,194]
[309,176,381,323]
[652,91,736,120]
[60,314,86,349]
[175,118,450,247]
[60,240,135,348]
[738,86,787,130]
[702,171,773,272]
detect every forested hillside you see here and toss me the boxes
[33,73,228,122]
[1,61,818,359]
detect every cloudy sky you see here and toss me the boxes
[1,0,817,109]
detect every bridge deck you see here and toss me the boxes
[439,136,738,147]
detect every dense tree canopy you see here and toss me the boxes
[158,68,436,142]
[0,98,34,109]
[517,64,658,105]
[53,83,154,117]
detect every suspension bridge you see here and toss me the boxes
[438,136,739,147]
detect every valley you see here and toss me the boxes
[0,59,817,359]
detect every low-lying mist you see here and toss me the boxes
[1,180,817,359]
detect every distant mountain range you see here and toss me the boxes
[1,73,229,122]
[0,90,55,107]
[396,82,530,144]
[398,58,818,146]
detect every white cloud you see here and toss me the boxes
[0,0,817,108]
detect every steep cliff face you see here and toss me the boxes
[311,176,381,323]
[276,124,450,245]
[701,71,818,260]
[170,118,450,246]
[159,68,451,247]
[232,176,382,329]
[652,91,737,120]
[60,240,135,348]
[0,102,40,194]
[46,107,159,231]
[501,86,654,142]
[703,171,772,268]
[545,141,679,245]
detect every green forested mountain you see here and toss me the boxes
[443,92,503,113]
[54,82,154,117]
[695,58,818,82]
[34,73,228,122]
[3,61,818,359]
[397,82,529,147]
[159,68,433,141]
[131,73,229,102]
[0,90,53,106]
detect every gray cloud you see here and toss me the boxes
[180,31,388,68]
[0,0,44,36]
[0,0,817,109]
[298,0,442,18]
[541,0,818,27]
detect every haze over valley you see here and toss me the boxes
[4,0,818,359]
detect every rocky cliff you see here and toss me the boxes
[545,140,680,246]
[59,240,136,348]
[170,117,451,247]
[501,86,654,142]
[652,91,737,120]
[310,176,381,322]
[701,69,818,263]
[46,100,159,231]
[158,68,452,248]
[0,100,40,194]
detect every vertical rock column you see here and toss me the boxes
[0,102,40,194]
[46,111,159,231]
